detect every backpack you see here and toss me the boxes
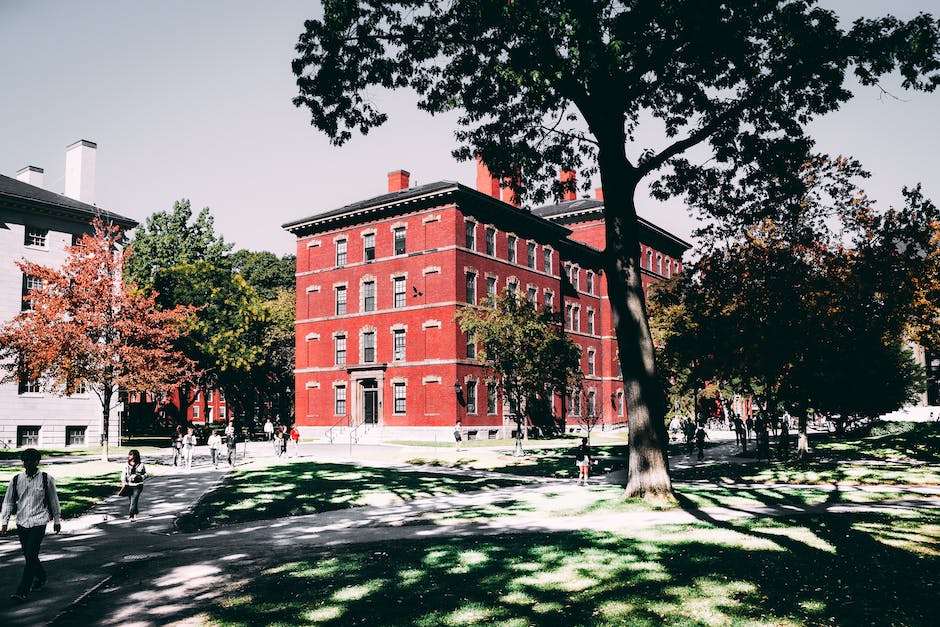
[11,472,51,516]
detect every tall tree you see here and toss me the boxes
[125,198,233,289]
[230,250,297,301]
[455,292,583,454]
[292,1,940,497]
[0,219,196,461]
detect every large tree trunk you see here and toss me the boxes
[101,386,112,463]
[596,140,673,499]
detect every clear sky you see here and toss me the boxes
[2,0,938,256]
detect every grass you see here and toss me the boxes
[0,442,163,461]
[177,461,533,531]
[406,443,628,478]
[202,509,939,626]
[0,463,120,522]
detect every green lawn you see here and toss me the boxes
[205,509,939,626]
[406,444,628,479]
[0,469,118,522]
[177,461,533,532]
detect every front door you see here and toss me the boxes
[362,380,379,425]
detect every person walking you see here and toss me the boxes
[119,449,148,521]
[225,430,237,467]
[695,424,709,461]
[0,448,62,603]
[224,420,235,439]
[207,431,222,469]
[290,425,300,457]
[171,425,183,467]
[182,427,197,470]
[273,427,284,457]
[575,437,593,485]
[454,421,463,451]
[279,425,289,458]
[779,418,791,461]
[263,418,274,441]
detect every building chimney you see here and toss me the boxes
[501,184,520,207]
[595,187,604,201]
[475,155,500,198]
[560,169,577,201]
[388,169,410,192]
[16,166,44,188]
[65,139,97,204]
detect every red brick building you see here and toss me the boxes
[283,166,690,441]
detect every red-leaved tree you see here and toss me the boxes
[0,218,198,460]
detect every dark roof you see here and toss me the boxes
[283,181,571,241]
[533,198,692,256]
[0,173,137,229]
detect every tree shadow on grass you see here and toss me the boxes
[177,462,532,532]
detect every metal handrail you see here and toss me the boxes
[324,415,353,444]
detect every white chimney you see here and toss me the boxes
[16,166,44,188]
[65,139,97,204]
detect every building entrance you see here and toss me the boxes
[361,379,379,425]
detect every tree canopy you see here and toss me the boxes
[0,219,196,460]
[455,291,583,449]
[293,0,940,497]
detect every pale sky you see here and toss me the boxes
[2,0,938,256]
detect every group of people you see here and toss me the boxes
[170,422,238,470]
[264,418,300,457]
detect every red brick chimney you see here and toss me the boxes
[388,169,410,192]
[560,169,577,201]
[475,156,500,198]
[595,187,604,200]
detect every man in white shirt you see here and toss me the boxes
[0,448,62,603]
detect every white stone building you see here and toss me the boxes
[0,140,137,448]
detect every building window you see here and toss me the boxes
[486,276,497,305]
[527,242,536,268]
[543,249,552,274]
[544,291,554,311]
[335,385,347,415]
[485,227,496,256]
[466,333,476,359]
[363,233,376,261]
[573,306,581,332]
[65,426,86,447]
[362,331,376,363]
[393,277,406,308]
[206,406,214,423]
[646,249,653,270]
[587,350,596,375]
[335,335,347,366]
[587,271,594,294]
[207,389,214,402]
[393,383,406,414]
[335,286,347,315]
[527,286,537,302]
[487,384,498,414]
[393,329,406,361]
[588,310,595,335]
[465,221,476,250]
[17,426,40,447]
[588,390,597,416]
[506,279,518,295]
[466,381,478,414]
[565,304,573,330]
[617,390,625,416]
[393,227,406,255]
[568,390,582,416]
[507,235,517,263]
[193,406,200,420]
[336,239,347,267]
[24,226,47,248]
[465,271,477,304]
[18,377,41,395]
[665,259,672,279]
[362,280,376,312]
[658,255,664,275]
[22,274,41,311]
[571,266,580,291]
[220,406,227,419]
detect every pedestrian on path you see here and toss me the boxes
[779,418,791,461]
[119,449,148,521]
[226,431,237,467]
[207,431,222,468]
[272,424,282,456]
[454,421,463,451]
[745,415,754,442]
[290,425,300,457]
[182,427,197,470]
[0,448,62,604]
[756,417,771,463]
[733,415,744,447]
[171,425,183,467]
[695,424,709,461]
[575,437,593,485]
[684,419,696,455]
[264,418,274,440]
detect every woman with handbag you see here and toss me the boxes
[119,449,148,521]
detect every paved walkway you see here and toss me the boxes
[1,435,937,625]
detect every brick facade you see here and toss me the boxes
[284,168,690,441]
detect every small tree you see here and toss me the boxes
[0,219,197,461]
[455,292,583,455]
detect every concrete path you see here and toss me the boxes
[1,434,937,626]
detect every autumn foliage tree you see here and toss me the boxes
[0,219,196,460]
[292,0,940,498]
